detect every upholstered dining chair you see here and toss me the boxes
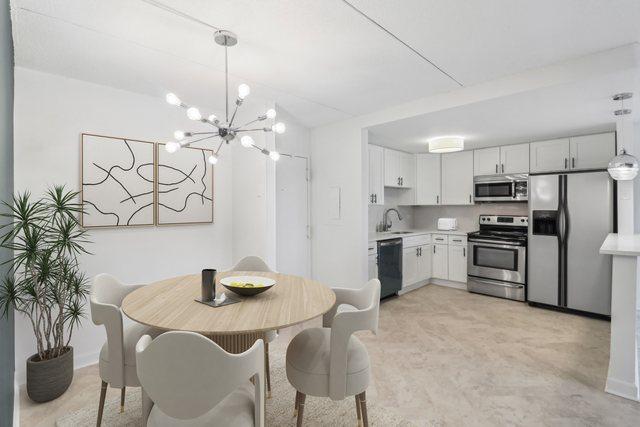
[90,273,161,427]
[231,255,278,397]
[286,279,381,427]
[136,331,265,427]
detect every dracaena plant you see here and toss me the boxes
[0,186,90,361]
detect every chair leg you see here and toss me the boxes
[293,390,300,417]
[296,392,306,427]
[96,381,107,427]
[120,387,126,413]
[265,341,272,399]
[355,394,362,426]
[358,392,368,427]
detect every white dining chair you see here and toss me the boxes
[231,255,278,397]
[285,279,381,427]
[90,273,161,427]
[136,331,265,427]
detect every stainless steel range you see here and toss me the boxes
[467,215,528,301]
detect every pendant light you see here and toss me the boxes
[607,93,638,181]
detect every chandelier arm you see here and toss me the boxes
[188,131,219,136]
[184,134,220,146]
[225,46,229,123]
[235,128,272,133]
[235,116,265,129]
[228,101,241,127]
[214,139,225,155]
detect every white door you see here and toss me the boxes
[473,147,500,176]
[448,245,467,282]
[384,148,400,187]
[276,156,310,277]
[569,133,615,171]
[402,246,419,287]
[417,244,432,281]
[530,138,570,173]
[432,244,448,279]
[368,145,384,205]
[368,253,378,280]
[500,144,530,174]
[415,154,441,205]
[399,151,415,188]
[441,151,474,205]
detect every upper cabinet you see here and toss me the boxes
[500,143,530,174]
[530,132,615,173]
[474,144,529,176]
[384,148,414,188]
[368,145,384,205]
[441,150,474,205]
[473,147,500,176]
[415,153,441,205]
[569,133,615,170]
[530,138,571,173]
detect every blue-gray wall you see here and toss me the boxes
[0,0,14,425]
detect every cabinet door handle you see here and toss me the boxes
[400,177,403,186]
[436,195,439,204]
[495,164,498,173]
[373,194,377,203]
[501,164,504,173]
[469,194,472,203]
[463,247,466,257]
[564,158,568,169]
[572,157,575,169]
[433,246,436,254]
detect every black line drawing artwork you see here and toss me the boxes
[157,144,214,225]
[81,134,155,228]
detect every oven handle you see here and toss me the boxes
[468,276,525,289]
[467,239,525,247]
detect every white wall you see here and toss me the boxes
[12,67,274,382]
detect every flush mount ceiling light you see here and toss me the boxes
[164,30,285,163]
[608,93,637,181]
[427,136,464,153]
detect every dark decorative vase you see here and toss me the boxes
[26,347,74,403]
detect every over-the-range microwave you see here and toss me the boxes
[474,174,528,202]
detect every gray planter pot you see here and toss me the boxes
[26,347,74,403]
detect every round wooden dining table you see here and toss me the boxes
[121,270,336,354]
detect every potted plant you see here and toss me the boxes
[0,186,90,402]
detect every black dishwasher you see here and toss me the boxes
[377,238,403,298]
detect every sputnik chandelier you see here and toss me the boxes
[164,30,285,164]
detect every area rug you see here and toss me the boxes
[56,365,412,426]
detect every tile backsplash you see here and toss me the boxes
[413,203,528,231]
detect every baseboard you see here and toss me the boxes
[13,378,20,427]
[15,349,100,385]
[605,377,640,401]
[430,278,467,290]
[398,280,429,295]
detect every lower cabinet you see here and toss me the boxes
[447,245,467,282]
[418,244,432,280]
[432,244,448,280]
[402,247,419,287]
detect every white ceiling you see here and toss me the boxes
[368,69,640,152]
[10,0,640,128]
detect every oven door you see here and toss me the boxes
[467,239,526,284]
[474,180,514,202]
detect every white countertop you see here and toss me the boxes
[600,233,640,256]
[369,228,474,243]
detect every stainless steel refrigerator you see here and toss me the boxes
[528,171,613,316]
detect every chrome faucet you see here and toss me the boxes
[382,208,403,232]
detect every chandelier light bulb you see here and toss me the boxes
[165,93,181,106]
[207,154,219,165]
[208,114,217,122]
[174,130,186,141]
[165,141,181,153]
[272,122,286,134]
[269,151,280,161]
[238,84,251,99]
[265,108,277,119]
[187,107,202,121]
[240,135,254,148]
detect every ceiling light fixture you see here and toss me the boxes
[427,136,464,153]
[608,93,637,181]
[164,30,285,162]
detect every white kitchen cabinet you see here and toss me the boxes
[473,147,500,176]
[415,153,441,205]
[368,145,384,205]
[530,138,570,173]
[432,244,448,280]
[441,150,474,205]
[569,132,615,171]
[417,244,432,280]
[402,247,419,287]
[368,253,378,280]
[448,245,467,283]
[384,148,414,188]
[500,143,530,174]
